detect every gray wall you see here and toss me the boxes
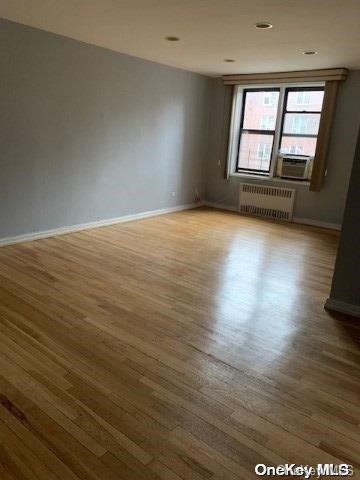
[205,72,360,226]
[328,130,360,307]
[0,19,211,239]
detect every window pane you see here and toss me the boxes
[286,90,324,112]
[283,113,321,135]
[238,132,273,171]
[280,136,317,156]
[243,91,279,130]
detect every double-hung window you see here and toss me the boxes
[237,88,280,174]
[235,85,325,178]
[279,87,324,157]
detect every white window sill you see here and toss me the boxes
[230,172,310,187]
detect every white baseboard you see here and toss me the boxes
[325,298,360,318]
[0,203,201,247]
[293,217,341,231]
[203,201,238,212]
[203,202,341,231]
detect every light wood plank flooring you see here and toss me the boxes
[0,207,359,479]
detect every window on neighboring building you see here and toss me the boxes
[296,91,311,105]
[260,115,275,130]
[263,91,277,106]
[235,85,324,176]
[287,145,304,155]
[292,116,308,134]
[257,143,272,161]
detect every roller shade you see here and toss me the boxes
[222,68,348,86]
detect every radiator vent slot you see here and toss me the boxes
[239,183,295,222]
[242,183,293,198]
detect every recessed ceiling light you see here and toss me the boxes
[165,36,180,42]
[302,50,318,55]
[224,59,235,63]
[255,22,273,29]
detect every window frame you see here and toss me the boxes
[230,82,325,181]
[236,87,280,175]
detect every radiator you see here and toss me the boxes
[239,183,295,221]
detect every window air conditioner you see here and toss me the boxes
[277,154,313,180]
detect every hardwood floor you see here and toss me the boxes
[0,207,359,479]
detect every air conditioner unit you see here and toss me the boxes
[277,154,313,180]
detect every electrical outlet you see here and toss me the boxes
[194,188,201,203]
[171,191,176,197]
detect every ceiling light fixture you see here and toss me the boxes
[302,50,318,55]
[224,59,235,63]
[165,36,180,42]
[255,22,273,29]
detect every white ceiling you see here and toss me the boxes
[1,0,360,76]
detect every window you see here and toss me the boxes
[292,117,308,134]
[279,87,324,157]
[235,85,324,176]
[287,145,304,155]
[260,115,274,130]
[263,91,277,106]
[237,88,280,173]
[257,143,272,161]
[296,91,311,105]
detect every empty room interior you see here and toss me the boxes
[0,1,360,479]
